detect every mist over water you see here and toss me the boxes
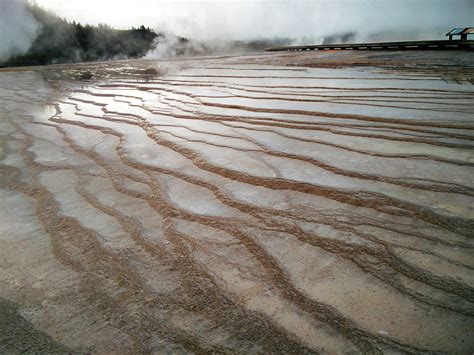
[2,0,473,62]
[37,0,474,43]
[0,0,40,62]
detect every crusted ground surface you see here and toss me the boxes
[1,51,473,353]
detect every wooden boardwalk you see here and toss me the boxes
[267,39,474,52]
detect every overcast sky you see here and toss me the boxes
[35,0,474,41]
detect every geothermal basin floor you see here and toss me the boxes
[0,51,473,353]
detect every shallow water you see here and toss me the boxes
[0,55,473,353]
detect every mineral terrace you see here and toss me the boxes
[1,50,473,353]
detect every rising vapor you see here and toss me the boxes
[0,0,40,62]
[36,0,474,44]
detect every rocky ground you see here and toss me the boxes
[1,50,473,353]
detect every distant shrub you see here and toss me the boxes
[79,71,93,80]
[143,67,159,75]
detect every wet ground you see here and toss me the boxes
[1,51,473,353]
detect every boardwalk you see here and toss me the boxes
[267,39,474,51]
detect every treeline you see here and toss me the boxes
[1,3,297,67]
[2,3,158,67]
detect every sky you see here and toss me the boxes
[35,0,474,41]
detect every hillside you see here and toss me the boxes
[1,3,158,67]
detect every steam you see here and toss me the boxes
[144,33,285,59]
[5,0,474,63]
[145,33,180,59]
[145,32,208,59]
[37,0,474,44]
[152,0,473,43]
[0,0,40,62]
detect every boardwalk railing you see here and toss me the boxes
[266,40,474,52]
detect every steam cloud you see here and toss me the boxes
[142,0,474,59]
[145,32,207,59]
[0,0,40,62]
[37,0,474,44]
[5,0,474,62]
